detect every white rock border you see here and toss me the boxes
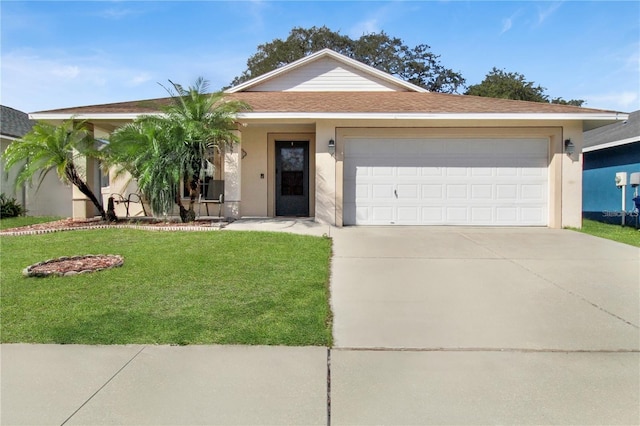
[23,254,124,277]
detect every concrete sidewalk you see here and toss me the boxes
[1,345,329,425]
[2,344,638,425]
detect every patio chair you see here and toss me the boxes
[198,180,225,218]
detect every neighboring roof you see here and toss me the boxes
[583,110,639,152]
[225,49,428,94]
[1,105,35,139]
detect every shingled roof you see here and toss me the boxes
[1,105,35,138]
[33,91,618,116]
[584,109,639,148]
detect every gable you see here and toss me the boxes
[247,57,409,92]
[226,48,426,94]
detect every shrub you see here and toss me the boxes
[0,193,26,218]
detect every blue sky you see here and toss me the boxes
[1,1,639,113]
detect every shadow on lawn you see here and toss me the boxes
[40,310,208,345]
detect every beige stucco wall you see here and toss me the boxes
[1,136,72,218]
[560,121,584,228]
[67,118,586,228]
[234,118,585,228]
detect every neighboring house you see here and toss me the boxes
[32,49,627,228]
[0,105,73,217]
[583,110,640,225]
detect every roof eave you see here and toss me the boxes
[29,112,163,121]
[236,112,629,121]
[583,136,639,152]
[30,111,627,125]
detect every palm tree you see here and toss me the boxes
[107,77,249,222]
[1,119,107,220]
[105,118,183,218]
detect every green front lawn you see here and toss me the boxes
[0,229,333,345]
[0,216,62,230]
[574,219,640,247]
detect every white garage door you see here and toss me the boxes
[343,138,549,226]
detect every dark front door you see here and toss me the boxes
[276,141,309,216]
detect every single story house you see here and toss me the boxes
[31,49,627,228]
[1,105,73,217]
[583,109,640,224]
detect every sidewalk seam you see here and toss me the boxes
[327,348,332,426]
[59,345,147,426]
[332,347,640,353]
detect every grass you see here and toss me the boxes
[0,216,62,230]
[574,219,640,247]
[0,229,333,346]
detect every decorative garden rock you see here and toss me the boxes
[23,255,124,277]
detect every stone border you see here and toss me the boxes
[23,254,125,277]
[1,223,226,237]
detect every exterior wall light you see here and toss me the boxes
[564,139,575,155]
[328,139,336,156]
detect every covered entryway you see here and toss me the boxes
[343,138,549,226]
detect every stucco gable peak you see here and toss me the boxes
[225,48,427,94]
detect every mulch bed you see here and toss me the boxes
[23,255,124,277]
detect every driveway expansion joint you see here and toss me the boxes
[459,231,640,329]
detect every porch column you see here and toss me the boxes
[224,139,241,219]
[315,122,337,225]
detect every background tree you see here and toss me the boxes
[465,67,585,106]
[230,26,465,93]
[106,78,249,222]
[1,119,108,220]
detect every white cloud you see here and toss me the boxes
[537,2,563,25]
[500,9,522,35]
[350,19,380,37]
[127,73,152,87]
[0,48,250,112]
[97,7,142,20]
[51,65,80,79]
[583,91,639,112]
[501,18,513,34]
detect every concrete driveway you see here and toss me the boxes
[330,226,639,350]
[329,227,639,425]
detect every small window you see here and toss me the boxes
[99,162,109,188]
[182,148,222,198]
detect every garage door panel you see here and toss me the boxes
[372,184,394,200]
[421,207,443,222]
[496,207,518,223]
[496,185,518,200]
[343,137,548,226]
[446,185,468,199]
[521,184,545,200]
[397,207,420,223]
[471,207,493,222]
[397,184,419,199]
[471,185,493,199]
[446,207,468,222]
[521,208,545,223]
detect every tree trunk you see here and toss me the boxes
[65,163,107,220]
[175,192,191,223]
